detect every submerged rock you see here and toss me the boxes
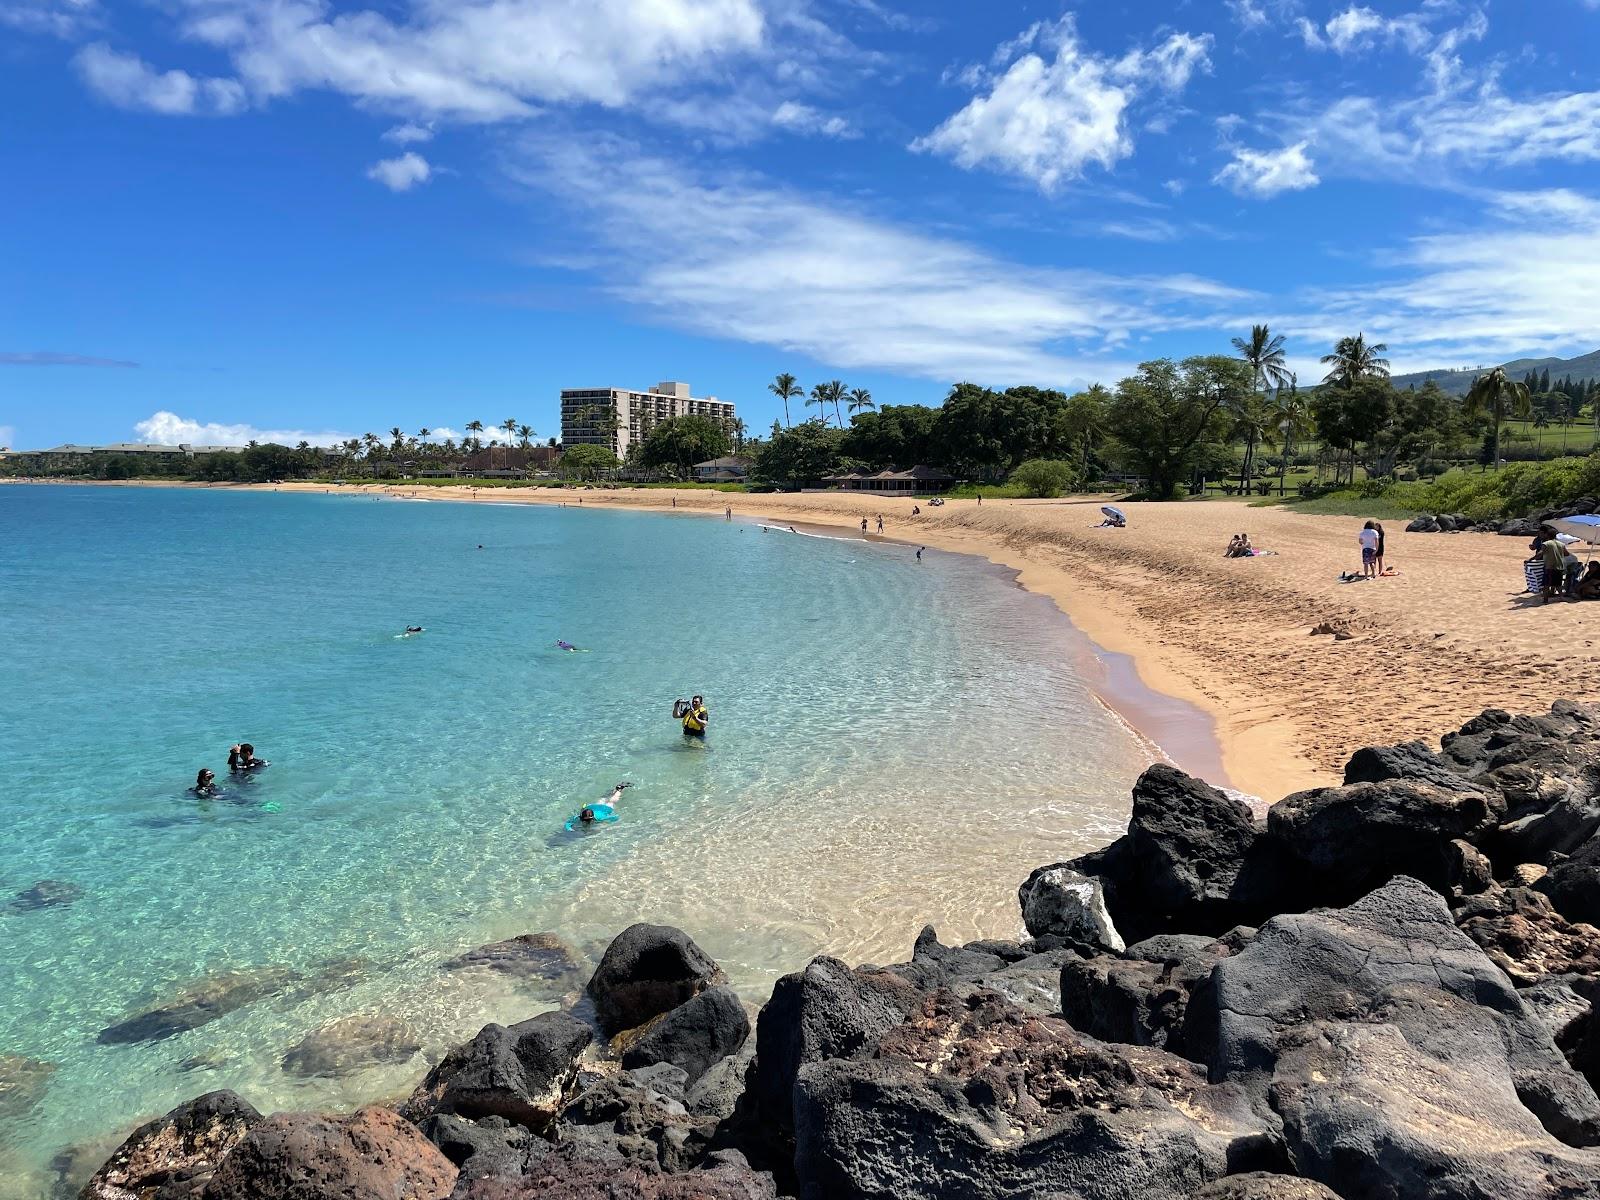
[0,1054,55,1124]
[402,1011,590,1132]
[7,879,84,912]
[442,933,582,991]
[587,925,725,1037]
[98,966,299,1045]
[281,1014,423,1078]
[201,1105,456,1200]
[82,1089,260,1200]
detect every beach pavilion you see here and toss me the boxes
[823,465,957,495]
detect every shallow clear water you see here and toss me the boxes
[0,485,1152,1194]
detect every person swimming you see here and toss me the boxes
[556,639,577,652]
[193,768,217,797]
[573,782,631,829]
[229,743,268,771]
[402,625,424,636]
[680,695,708,738]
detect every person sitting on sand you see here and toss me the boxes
[193,768,217,798]
[1579,561,1600,601]
[1225,534,1253,558]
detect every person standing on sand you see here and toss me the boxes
[977,494,982,506]
[916,547,924,561]
[1358,522,1380,578]
[876,514,883,533]
[861,518,868,534]
[725,506,732,520]
[1374,522,1388,575]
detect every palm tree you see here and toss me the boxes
[731,418,748,452]
[1232,324,1293,393]
[806,382,834,424]
[517,423,534,449]
[1228,390,1280,494]
[465,420,484,455]
[818,379,847,425]
[388,426,405,456]
[1533,410,1550,451]
[769,373,802,428]
[1464,367,1532,468]
[1275,379,1313,495]
[1320,334,1390,387]
[847,387,874,417]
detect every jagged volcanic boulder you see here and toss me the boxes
[1524,976,1600,1093]
[1271,997,1600,1200]
[1456,885,1600,984]
[1342,739,1480,792]
[1017,865,1124,951]
[620,985,750,1086]
[1187,876,1600,1149]
[82,1090,261,1200]
[461,1151,777,1199]
[1540,839,1600,926]
[558,1063,710,1173]
[1060,934,1237,1057]
[791,989,1271,1200]
[281,1014,422,1078]
[401,1011,591,1131]
[201,1106,456,1200]
[1188,1175,1340,1199]
[1065,764,1266,943]
[748,956,922,1141]
[416,1112,542,1188]
[587,925,725,1037]
[1265,779,1503,905]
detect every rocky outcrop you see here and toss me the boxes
[98,966,300,1045]
[416,1112,541,1188]
[282,1014,422,1078]
[461,1152,777,1199]
[1060,934,1236,1055]
[82,1090,261,1200]
[1456,885,1600,984]
[620,985,749,1086]
[1188,1175,1340,1199]
[201,1106,455,1200]
[587,925,725,1037]
[402,1012,591,1132]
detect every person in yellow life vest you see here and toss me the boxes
[681,695,708,739]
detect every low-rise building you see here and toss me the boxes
[561,381,736,460]
[692,456,754,483]
[823,465,957,495]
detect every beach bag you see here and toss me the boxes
[1524,560,1547,594]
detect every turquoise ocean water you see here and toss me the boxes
[0,485,1152,1194]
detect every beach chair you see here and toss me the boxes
[1524,558,1547,596]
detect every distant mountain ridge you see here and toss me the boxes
[1390,348,1600,395]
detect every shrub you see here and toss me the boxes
[1009,458,1077,498]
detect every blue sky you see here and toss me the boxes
[3,0,1600,449]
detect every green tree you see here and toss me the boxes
[517,423,534,449]
[560,443,619,481]
[1227,390,1280,493]
[638,415,731,477]
[1062,385,1110,478]
[753,420,847,486]
[465,420,484,453]
[841,404,937,468]
[1104,357,1247,499]
[1464,366,1533,469]
[769,373,802,428]
[1010,458,1077,498]
[847,387,874,415]
[1274,381,1314,494]
[1320,334,1390,387]
[1312,378,1395,484]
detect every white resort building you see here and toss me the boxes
[560,381,736,459]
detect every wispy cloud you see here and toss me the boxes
[367,152,433,191]
[1214,141,1319,197]
[0,350,138,367]
[382,122,434,144]
[771,100,857,139]
[505,136,1247,386]
[912,15,1211,191]
[134,411,354,447]
[74,42,245,115]
[0,0,98,37]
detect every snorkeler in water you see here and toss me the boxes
[193,768,217,797]
[402,625,424,637]
[229,743,268,771]
[572,781,632,829]
[556,639,577,652]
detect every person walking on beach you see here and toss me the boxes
[861,518,868,534]
[725,506,732,520]
[916,547,924,562]
[1358,522,1380,578]
[876,514,883,533]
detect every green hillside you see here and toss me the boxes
[1391,347,1600,395]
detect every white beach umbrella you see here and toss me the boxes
[1550,515,1600,545]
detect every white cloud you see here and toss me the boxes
[1214,140,1319,197]
[175,0,767,121]
[1289,189,1600,368]
[74,42,246,115]
[912,16,1211,191]
[382,121,434,144]
[1226,0,1270,30]
[771,101,857,139]
[424,425,461,440]
[505,136,1247,387]
[0,0,97,37]
[134,411,353,447]
[367,152,433,191]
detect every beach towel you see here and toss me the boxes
[1524,560,1547,594]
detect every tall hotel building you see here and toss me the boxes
[560,381,736,459]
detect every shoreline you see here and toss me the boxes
[5,477,1314,797]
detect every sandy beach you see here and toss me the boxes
[20,478,1600,800]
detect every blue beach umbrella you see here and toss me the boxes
[1101,505,1126,524]
[1551,515,1600,545]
